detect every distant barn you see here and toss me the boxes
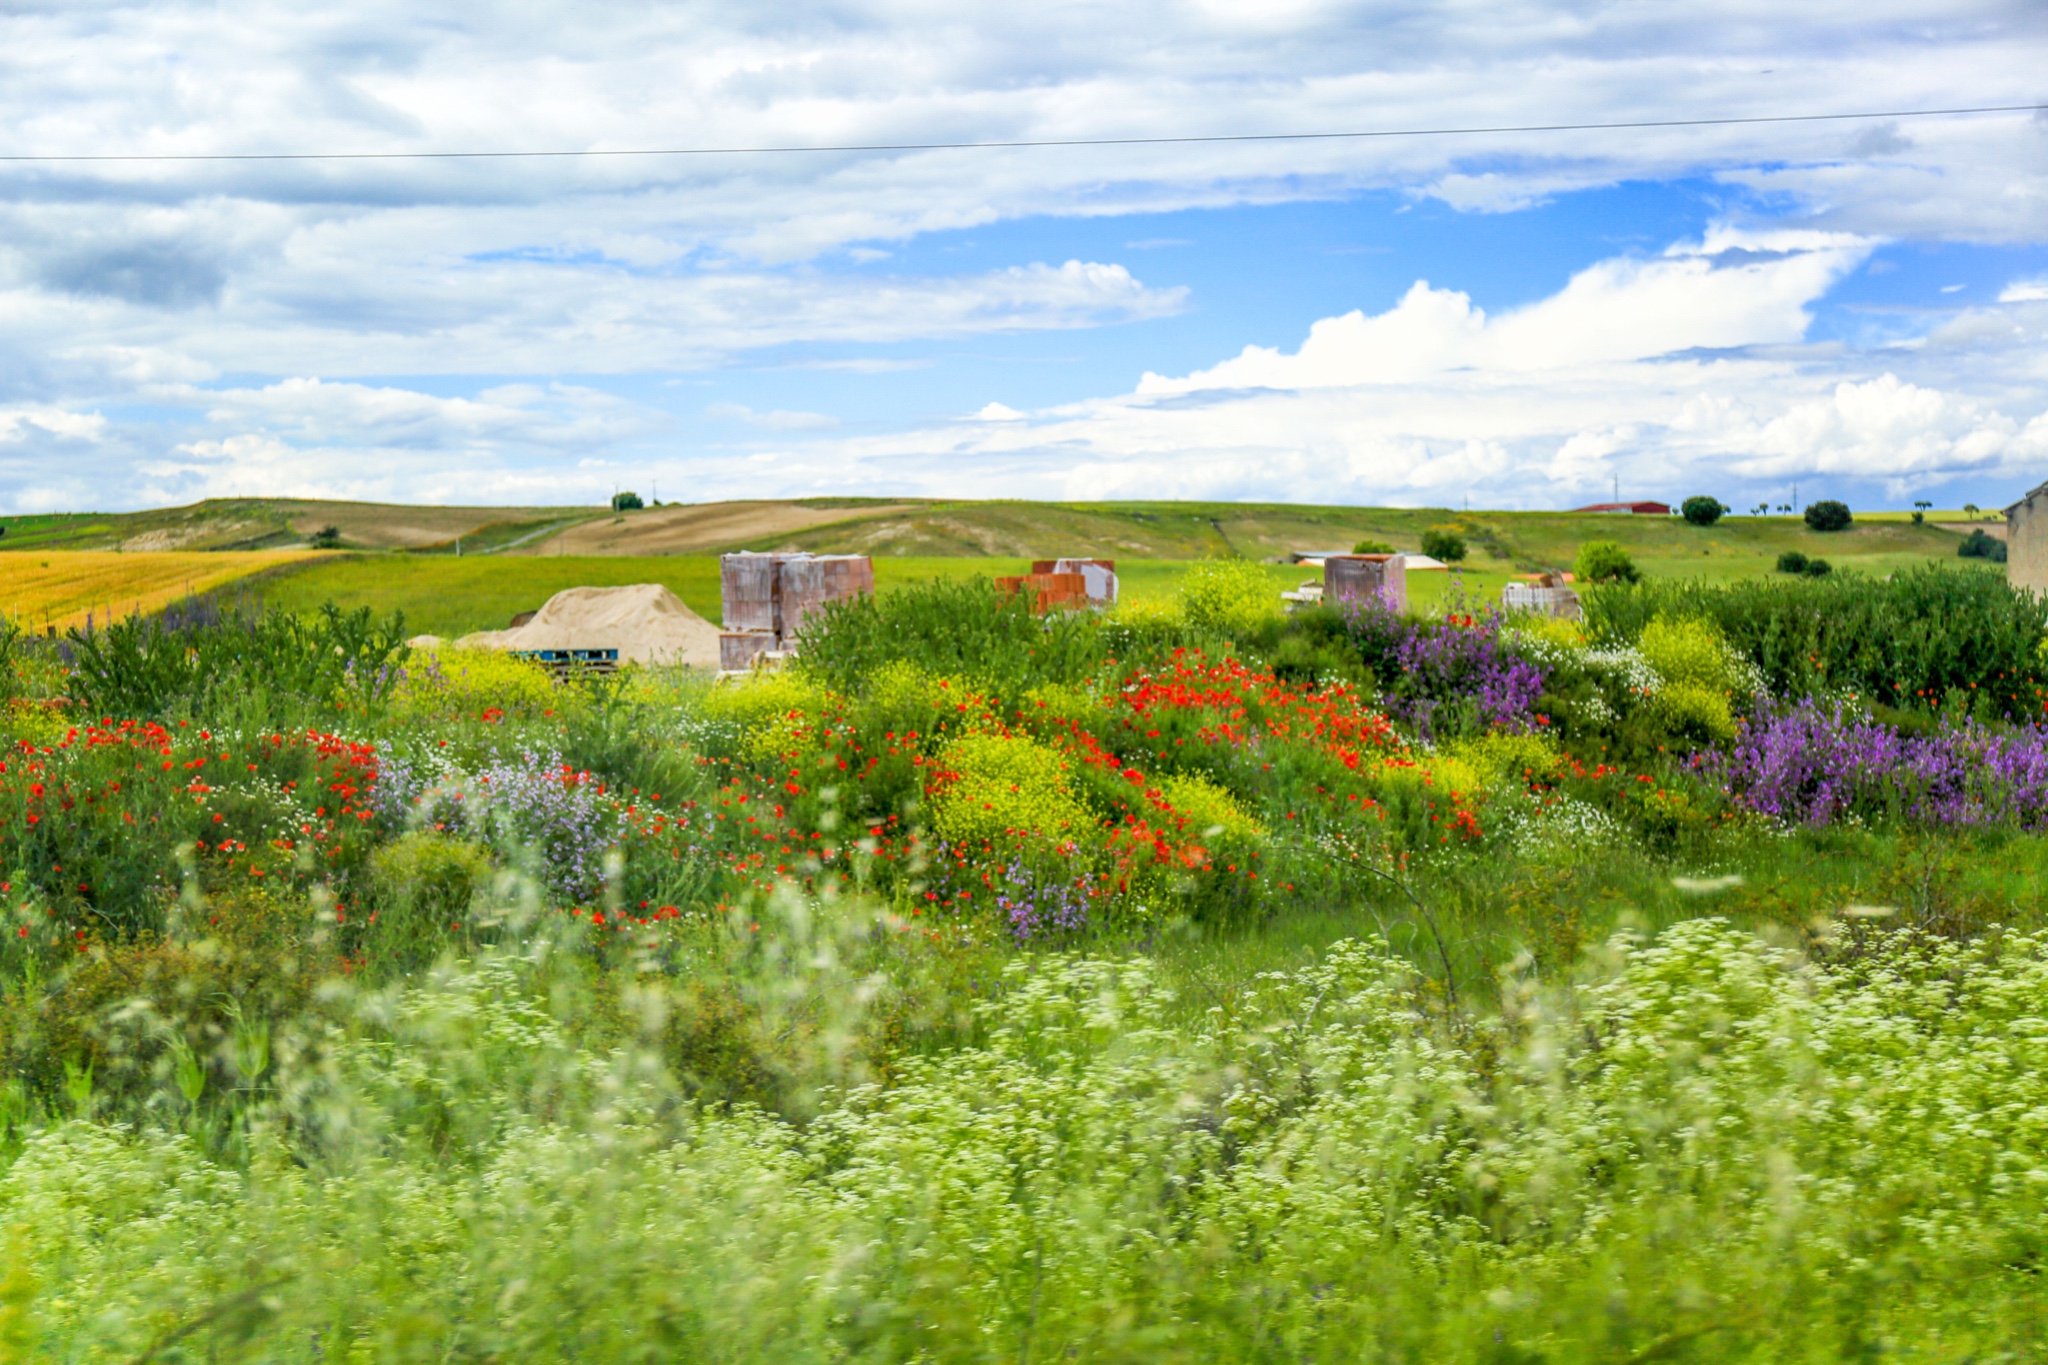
[1573,501,1671,515]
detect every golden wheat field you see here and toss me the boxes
[0,551,319,633]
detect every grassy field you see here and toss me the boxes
[3,497,1994,637]
[0,550,322,633]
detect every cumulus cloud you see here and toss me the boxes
[731,228,2048,509]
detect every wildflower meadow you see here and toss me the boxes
[3,560,2048,1360]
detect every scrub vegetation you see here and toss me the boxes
[2,561,2047,1360]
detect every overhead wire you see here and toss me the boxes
[0,102,2041,163]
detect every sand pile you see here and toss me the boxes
[454,583,721,668]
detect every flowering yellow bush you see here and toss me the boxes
[929,731,1092,845]
[388,646,564,722]
[1177,560,1280,638]
[1155,773,1263,841]
[1448,731,1562,787]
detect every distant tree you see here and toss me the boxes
[1751,503,1769,516]
[1804,557,1833,578]
[310,525,342,548]
[1419,527,1467,562]
[612,491,644,511]
[1680,496,1726,527]
[1804,500,1852,532]
[1351,538,1395,555]
[1963,502,1981,519]
[1776,550,1809,575]
[1574,539,1639,585]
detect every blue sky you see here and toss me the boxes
[2,1,2046,514]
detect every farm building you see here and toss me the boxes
[1573,501,1671,515]
[2006,483,2048,592]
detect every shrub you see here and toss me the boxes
[366,833,495,965]
[65,599,408,720]
[1582,566,2048,717]
[1804,556,1832,578]
[799,577,1105,702]
[388,645,562,723]
[1637,616,1739,694]
[1350,538,1394,555]
[1178,560,1281,639]
[1419,527,1466,562]
[1959,528,2008,563]
[1573,540,1639,585]
[1776,550,1809,574]
[1804,499,1852,531]
[928,732,1091,845]
[1680,496,1725,527]
[611,491,644,511]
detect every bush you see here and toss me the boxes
[1680,496,1726,527]
[611,491,644,511]
[798,577,1106,702]
[1776,550,1809,574]
[1419,528,1466,562]
[1805,499,1852,532]
[1350,538,1394,555]
[1804,557,1832,578]
[1582,566,2048,717]
[1573,540,1640,585]
[65,598,408,720]
[366,833,495,966]
[1959,528,2008,563]
[1178,560,1281,639]
[928,732,1091,846]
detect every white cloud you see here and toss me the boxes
[2002,279,2048,303]
[730,229,2047,509]
[974,402,1025,420]
[1139,228,1873,393]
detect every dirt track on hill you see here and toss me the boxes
[525,501,920,555]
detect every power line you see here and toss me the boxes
[1,102,2041,164]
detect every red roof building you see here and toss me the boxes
[1573,501,1670,515]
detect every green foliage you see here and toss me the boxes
[1776,549,1808,574]
[1680,495,1725,526]
[1573,539,1640,584]
[1804,498,1853,531]
[388,644,563,723]
[7,919,2048,1358]
[1804,555,1832,577]
[1583,565,2048,716]
[366,833,495,966]
[1960,528,2008,563]
[309,525,342,548]
[1419,526,1467,562]
[610,490,644,511]
[1350,538,1394,554]
[797,576,1106,702]
[65,599,408,720]
[1177,559,1282,638]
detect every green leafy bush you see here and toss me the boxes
[1680,495,1725,526]
[1573,539,1640,584]
[1419,527,1467,562]
[1959,528,2008,563]
[1583,565,2048,716]
[65,598,408,720]
[798,577,1106,702]
[366,832,495,966]
[1804,499,1852,531]
[1350,538,1394,554]
[1177,560,1281,639]
[1804,556,1832,577]
[1776,549,1808,574]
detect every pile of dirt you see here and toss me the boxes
[454,583,721,667]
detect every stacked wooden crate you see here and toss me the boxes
[996,557,1117,614]
[1322,553,1407,613]
[717,552,875,672]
